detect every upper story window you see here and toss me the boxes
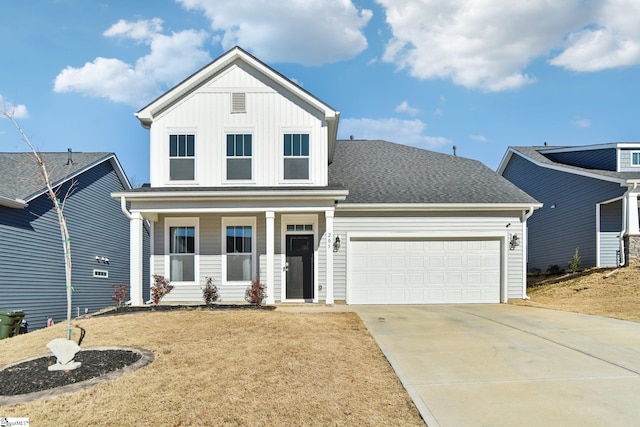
[632,151,640,166]
[226,134,252,180]
[283,133,309,180]
[169,134,195,181]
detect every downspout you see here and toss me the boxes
[521,206,536,300]
[120,196,133,220]
[619,182,637,266]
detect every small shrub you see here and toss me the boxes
[202,276,219,306]
[568,247,581,273]
[151,274,174,304]
[529,268,542,276]
[111,283,130,307]
[245,278,266,306]
[546,264,563,275]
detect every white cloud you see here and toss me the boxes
[103,18,164,41]
[550,0,640,71]
[338,117,451,149]
[433,107,444,117]
[470,134,488,142]
[54,19,211,106]
[573,118,592,128]
[376,0,640,91]
[394,101,420,116]
[177,0,372,65]
[0,95,29,119]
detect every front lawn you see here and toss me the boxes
[0,309,423,426]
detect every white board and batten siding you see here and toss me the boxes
[148,63,329,188]
[333,212,526,304]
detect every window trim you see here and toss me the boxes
[222,217,257,286]
[164,217,199,284]
[631,151,640,167]
[224,131,255,183]
[167,130,197,183]
[282,131,311,182]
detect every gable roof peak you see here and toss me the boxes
[134,45,338,129]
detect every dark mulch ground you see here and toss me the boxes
[95,303,275,317]
[0,350,141,396]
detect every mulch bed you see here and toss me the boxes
[0,349,141,396]
[94,303,275,316]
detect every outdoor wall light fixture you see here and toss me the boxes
[333,236,341,252]
[509,234,520,250]
[95,256,110,264]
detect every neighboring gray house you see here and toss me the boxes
[498,144,640,272]
[115,46,540,305]
[0,152,149,330]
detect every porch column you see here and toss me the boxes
[130,212,144,306]
[266,211,275,304]
[325,210,334,304]
[628,193,640,235]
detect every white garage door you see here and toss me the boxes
[349,239,501,304]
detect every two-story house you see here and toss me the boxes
[114,46,540,306]
[499,144,640,271]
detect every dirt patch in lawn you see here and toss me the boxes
[0,309,423,426]
[511,264,640,322]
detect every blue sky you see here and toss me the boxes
[1,0,639,185]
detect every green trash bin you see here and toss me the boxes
[0,310,25,339]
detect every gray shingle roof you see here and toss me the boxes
[329,140,539,204]
[509,146,640,181]
[0,152,113,202]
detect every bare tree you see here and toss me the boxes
[2,109,74,340]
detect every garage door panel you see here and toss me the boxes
[350,239,500,304]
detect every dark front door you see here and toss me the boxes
[286,234,314,300]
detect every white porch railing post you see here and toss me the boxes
[628,193,640,235]
[325,210,335,304]
[266,211,275,304]
[130,212,144,306]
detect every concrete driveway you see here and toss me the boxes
[353,304,640,427]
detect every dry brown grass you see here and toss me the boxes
[0,310,423,426]
[511,263,640,322]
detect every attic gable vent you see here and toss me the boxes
[231,92,246,113]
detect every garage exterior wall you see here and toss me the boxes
[333,210,526,302]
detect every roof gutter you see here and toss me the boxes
[337,203,543,212]
[0,196,28,209]
[112,189,349,202]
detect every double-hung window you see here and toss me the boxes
[169,134,195,181]
[166,219,197,282]
[223,218,255,283]
[283,133,309,180]
[226,134,252,180]
[632,151,640,167]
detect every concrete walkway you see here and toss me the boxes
[353,304,640,427]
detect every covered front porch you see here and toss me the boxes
[113,187,348,305]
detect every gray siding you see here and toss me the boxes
[544,148,616,171]
[619,149,640,172]
[600,200,622,267]
[0,161,145,331]
[502,154,625,271]
[333,211,525,301]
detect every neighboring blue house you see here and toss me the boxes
[498,144,640,272]
[0,151,149,330]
